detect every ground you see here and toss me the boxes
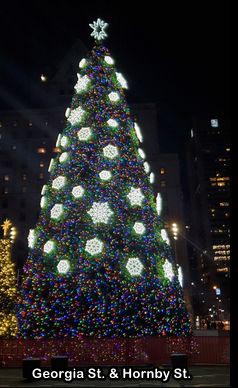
[0,366,230,387]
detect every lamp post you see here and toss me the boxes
[171,223,179,264]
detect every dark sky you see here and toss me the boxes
[0,0,229,151]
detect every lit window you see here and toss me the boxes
[12,145,17,150]
[160,168,165,175]
[3,187,9,194]
[40,162,44,168]
[37,147,46,154]
[4,175,10,181]
[22,174,27,181]
[211,119,219,128]
[39,173,44,180]
[220,202,229,207]
[29,122,32,126]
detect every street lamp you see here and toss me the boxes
[171,223,179,264]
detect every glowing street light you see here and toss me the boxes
[171,223,179,240]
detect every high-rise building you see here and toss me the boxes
[186,117,230,320]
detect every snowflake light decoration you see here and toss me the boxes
[144,161,150,174]
[57,260,70,274]
[149,172,155,183]
[161,228,170,245]
[127,187,145,207]
[40,196,47,209]
[108,92,120,102]
[89,18,108,41]
[107,118,118,127]
[138,148,146,159]
[133,222,146,235]
[59,152,69,163]
[77,127,92,141]
[134,122,143,142]
[178,266,183,287]
[103,144,119,159]
[79,58,87,68]
[43,240,55,254]
[65,107,71,118]
[87,202,113,224]
[72,185,84,198]
[52,176,66,190]
[60,136,69,148]
[156,193,162,216]
[28,229,36,248]
[56,134,62,147]
[41,185,47,195]
[85,238,104,256]
[67,106,85,126]
[104,55,114,65]
[163,259,174,281]
[50,204,64,220]
[116,72,128,89]
[48,158,55,172]
[99,170,112,181]
[126,257,143,276]
[74,74,90,93]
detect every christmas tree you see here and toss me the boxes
[18,19,191,338]
[0,219,18,337]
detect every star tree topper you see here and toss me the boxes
[89,18,108,41]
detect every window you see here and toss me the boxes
[4,175,10,181]
[3,187,9,194]
[12,145,17,150]
[37,147,46,154]
[22,174,27,181]
[211,119,219,128]
[29,122,33,126]
[160,168,165,175]
[39,173,44,180]
[39,162,44,168]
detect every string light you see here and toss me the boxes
[59,152,69,163]
[116,72,128,89]
[108,92,120,102]
[74,74,90,93]
[28,229,36,248]
[163,259,174,281]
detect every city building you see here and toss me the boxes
[186,117,230,321]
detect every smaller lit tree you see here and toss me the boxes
[0,219,18,337]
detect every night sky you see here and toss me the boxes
[0,0,229,152]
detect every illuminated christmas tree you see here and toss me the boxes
[0,219,18,337]
[18,20,191,338]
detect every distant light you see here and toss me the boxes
[191,129,194,138]
[211,119,219,128]
[40,74,47,82]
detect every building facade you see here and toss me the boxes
[186,117,230,321]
